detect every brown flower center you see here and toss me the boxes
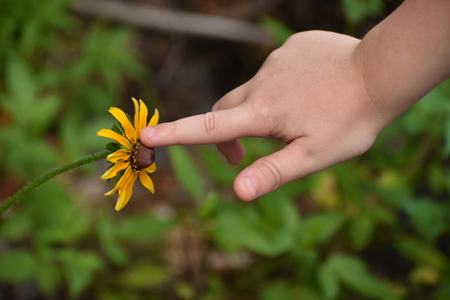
[131,142,155,171]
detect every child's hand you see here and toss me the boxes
[141,0,450,201]
[141,31,380,201]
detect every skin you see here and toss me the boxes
[140,0,450,201]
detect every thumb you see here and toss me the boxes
[233,139,320,201]
[140,105,265,147]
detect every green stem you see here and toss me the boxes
[0,150,110,217]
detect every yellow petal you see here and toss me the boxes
[148,109,159,127]
[144,162,157,174]
[109,107,137,143]
[115,170,138,211]
[132,98,140,133]
[107,149,130,163]
[101,160,129,180]
[139,171,155,194]
[97,129,131,149]
[104,166,133,196]
[137,100,148,133]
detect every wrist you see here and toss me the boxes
[353,0,450,127]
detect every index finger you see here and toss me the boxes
[140,104,266,148]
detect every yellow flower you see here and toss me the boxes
[97,98,159,211]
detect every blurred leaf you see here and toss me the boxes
[411,264,440,285]
[25,181,90,244]
[116,215,173,243]
[0,213,32,240]
[325,254,394,299]
[240,138,280,166]
[369,206,397,226]
[377,170,412,208]
[444,118,450,156]
[198,191,220,219]
[318,266,340,300]
[1,56,60,136]
[200,146,238,186]
[168,145,204,199]
[300,212,345,248]
[175,281,195,300]
[60,116,112,161]
[5,54,35,115]
[258,191,301,232]
[349,213,375,250]
[341,0,385,25]
[0,250,34,282]
[30,94,61,137]
[402,199,446,241]
[212,205,274,254]
[260,281,299,300]
[58,249,104,298]
[34,246,62,295]
[212,196,299,256]
[435,269,450,299]
[0,127,58,179]
[97,215,129,266]
[311,170,342,209]
[259,15,295,46]
[119,263,170,288]
[261,281,323,300]
[396,238,447,270]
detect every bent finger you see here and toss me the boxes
[216,139,246,164]
[212,84,248,112]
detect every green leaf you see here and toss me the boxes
[5,55,35,114]
[259,15,295,46]
[300,212,345,248]
[31,93,61,137]
[105,142,121,153]
[403,199,446,241]
[0,127,58,179]
[318,266,340,300]
[443,118,450,156]
[119,263,170,288]
[97,216,129,266]
[0,213,32,240]
[0,250,35,282]
[341,0,385,25]
[213,205,274,254]
[396,238,447,270]
[34,247,62,295]
[168,145,204,199]
[116,215,173,243]
[260,281,323,300]
[212,197,298,256]
[112,123,124,135]
[349,213,375,250]
[198,191,221,219]
[325,255,394,299]
[58,249,104,298]
[200,146,238,186]
[260,281,298,300]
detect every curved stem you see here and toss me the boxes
[0,151,110,217]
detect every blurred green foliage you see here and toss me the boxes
[1,0,450,299]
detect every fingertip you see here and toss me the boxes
[234,165,269,201]
[233,174,258,201]
[140,126,154,146]
[217,139,245,165]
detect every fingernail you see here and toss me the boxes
[144,126,155,140]
[244,176,257,200]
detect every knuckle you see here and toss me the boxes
[257,158,283,190]
[202,112,218,137]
